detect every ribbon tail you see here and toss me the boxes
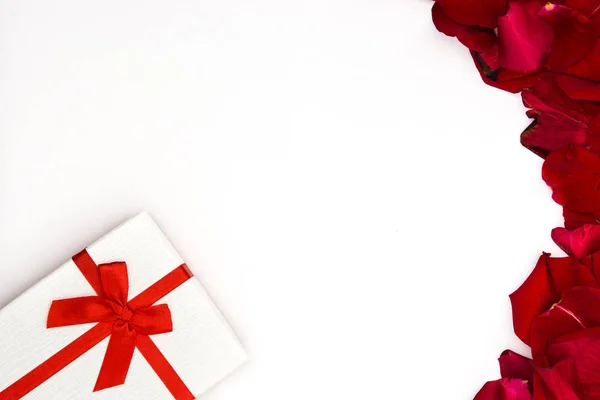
[0,323,113,399]
[136,335,195,400]
[93,322,136,392]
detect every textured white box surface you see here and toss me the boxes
[0,213,246,399]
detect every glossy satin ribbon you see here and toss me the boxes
[0,250,195,400]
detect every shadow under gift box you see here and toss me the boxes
[0,212,247,400]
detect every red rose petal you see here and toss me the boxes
[530,308,584,365]
[587,113,600,153]
[552,224,600,260]
[520,77,589,157]
[542,146,600,214]
[510,254,561,345]
[533,360,580,400]
[432,3,498,52]
[554,73,600,101]
[472,51,542,92]
[499,350,534,381]
[474,378,532,400]
[540,4,597,70]
[439,0,509,28]
[548,327,600,384]
[497,2,554,73]
[563,207,599,230]
[564,40,600,83]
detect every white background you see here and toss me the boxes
[0,0,563,399]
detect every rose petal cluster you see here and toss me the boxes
[430,1,600,399]
[476,247,600,399]
[433,0,600,97]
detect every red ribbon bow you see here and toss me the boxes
[48,261,175,391]
[0,250,196,400]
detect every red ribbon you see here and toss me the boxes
[0,250,196,400]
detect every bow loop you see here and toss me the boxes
[47,296,114,328]
[98,262,129,305]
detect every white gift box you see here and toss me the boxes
[0,213,246,399]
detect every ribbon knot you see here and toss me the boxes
[47,261,174,392]
[117,305,134,322]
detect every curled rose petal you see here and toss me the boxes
[521,76,589,157]
[510,254,563,345]
[499,350,534,381]
[472,51,542,92]
[530,306,584,364]
[497,1,554,73]
[552,224,600,260]
[474,378,532,400]
[439,0,509,28]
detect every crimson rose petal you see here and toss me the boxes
[555,73,600,101]
[432,3,498,52]
[563,207,599,230]
[521,77,589,157]
[472,51,542,93]
[552,224,600,260]
[499,350,534,381]
[439,0,508,28]
[542,146,600,215]
[510,254,563,345]
[540,4,597,70]
[547,327,600,386]
[533,360,580,400]
[474,378,532,400]
[497,1,554,73]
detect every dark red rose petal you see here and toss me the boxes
[499,350,534,381]
[530,307,584,364]
[554,73,600,101]
[557,286,600,326]
[474,378,532,400]
[552,224,600,260]
[510,254,562,345]
[432,3,498,52]
[497,1,554,73]
[439,0,509,28]
[548,327,600,384]
[533,360,580,400]
[521,77,589,157]
[542,146,600,214]
[564,40,600,83]
[472,51,542,92]
[540,4,597,70]
[587,114,600,153]
[563,207,599,230]
[564,0,600,16]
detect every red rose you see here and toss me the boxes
[542,145,600,227]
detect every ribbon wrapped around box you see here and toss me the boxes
[0,213,246,399]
